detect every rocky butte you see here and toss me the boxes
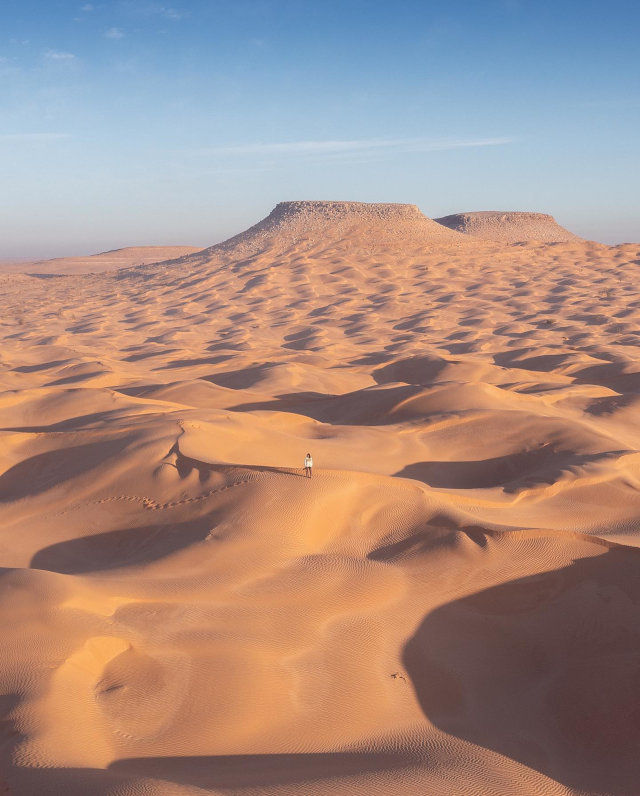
[434,210,579,243]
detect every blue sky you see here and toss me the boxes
[1,0,638,257]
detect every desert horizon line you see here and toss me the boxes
[1,197,636,263]
[0,201,599,272]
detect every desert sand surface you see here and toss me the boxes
[0,246,202,276]
[2,200,640,796]
[434,210,579,242]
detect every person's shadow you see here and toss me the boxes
[175,451,308,480]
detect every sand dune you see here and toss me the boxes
[1,200,640,795]
[434,210,579,242]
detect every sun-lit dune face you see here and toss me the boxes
[2,202,640,795]
[434,210,579,242]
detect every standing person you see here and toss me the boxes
[304,452,313,478]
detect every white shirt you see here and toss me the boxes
[304,456,313,467]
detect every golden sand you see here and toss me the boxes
[1,201,639,795]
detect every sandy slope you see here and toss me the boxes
[1,201,640,796]
[0,246,202,276]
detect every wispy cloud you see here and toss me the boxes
[105,27,125,39]
[44,49,77,61]
[0,133,70,142]
[80,3,94,10]
[195,136,514,158]
[158,6,185,20]
[124,2,186,20]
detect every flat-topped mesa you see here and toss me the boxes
[434,211,579,243]
[205,200,466,258]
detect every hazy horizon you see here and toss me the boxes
[1,0,639,258]
[3,200,625,263]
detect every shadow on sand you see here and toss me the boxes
[30,512,223,575]
[110,751,415,788]
[394,448,623,492]
[403,549,640,795]
[7,751,415,795]
[174,451,308,480]
[0,437,134,502]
